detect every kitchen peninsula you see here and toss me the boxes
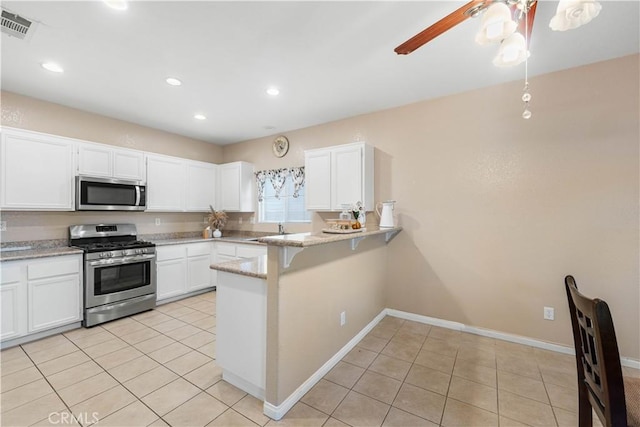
[211,227,401,420]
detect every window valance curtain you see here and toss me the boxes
[255,166,305,201]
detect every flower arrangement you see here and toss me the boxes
[351,201,365,229]
[208,206,228,230]
[351,201,364,221]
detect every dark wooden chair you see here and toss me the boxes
[565,275,640,427]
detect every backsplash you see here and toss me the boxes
[0,211,207,244]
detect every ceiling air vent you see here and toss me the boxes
[1,9,35,40]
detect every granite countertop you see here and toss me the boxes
[210,255,267,280]
[258,226,402,248]
[149,231,271,246]
[0,246,84,262]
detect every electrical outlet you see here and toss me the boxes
[544,306,555,320]
[340,311,346,326]
[203,216,208,225]
[238,216,243,224]
[155,218,161,226]
[0,221,6,232]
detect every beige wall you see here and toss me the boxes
[0,91,223,241]
[228,55,640,360]
[1,55,637,360]
[266,237,388,405]
[1,91,223,162]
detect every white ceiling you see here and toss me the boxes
[1,1,638,145]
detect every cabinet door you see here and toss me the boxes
[219,163,241,211]
[218,162,254,212]
[1,264,26,341]
[1,129,75,210]
[78,143,112,177]
[157,259,187,301]
[187,255,212,292]
[186,161,217,212]
[28,274,81,333]
[304,150,332,210]
[332,145,363,210]
[146,155,185,211]
[113,149,145,181]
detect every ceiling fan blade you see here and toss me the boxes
[394,0,492,55]
[518,0,537,47]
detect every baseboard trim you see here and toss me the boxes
[263,306,640,420]
[263,309,387,421]
[385,308,640,370]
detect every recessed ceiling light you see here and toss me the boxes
[41,62,64,73]
[103,0,128,10]
[266,87,280,96]
[194,114,206,120]
[165,77,182,86]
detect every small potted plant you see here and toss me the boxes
[208,205,228,238]
[351,201,365,229]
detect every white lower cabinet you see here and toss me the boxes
[1,264,26,341]
[156,258,187,301]
[187,243,214,293]
[0,254,83,343]
[28,274,81,333]
[215,242,266,262]
[156,242,214,302]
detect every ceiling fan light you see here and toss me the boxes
[493,32,529,67]
[475,3,517,45]
[549,0,602,31]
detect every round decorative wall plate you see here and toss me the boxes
[272,135,289,158]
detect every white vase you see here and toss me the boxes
[213,229,222,238]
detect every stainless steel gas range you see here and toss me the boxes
[70,224,156,327]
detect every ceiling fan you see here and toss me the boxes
[394,0,603,118]
[394,0,537,57]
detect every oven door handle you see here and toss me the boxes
[135,186,141,206]
[88,254,156,267]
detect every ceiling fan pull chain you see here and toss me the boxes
[522,2,532,120]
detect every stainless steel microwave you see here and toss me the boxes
[76,176,146,211]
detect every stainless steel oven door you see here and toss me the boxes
[85,254,156,309]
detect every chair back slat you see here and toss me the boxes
[565,275,627,427]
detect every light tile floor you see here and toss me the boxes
[2,291,638,426]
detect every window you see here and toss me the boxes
[259,179,311,223]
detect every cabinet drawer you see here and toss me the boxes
[28,258,79,280]
[236,245,267,259]
[216,243,236,257]
[1,264,21,284]
[187,242,211,257]
[157,245,187,261]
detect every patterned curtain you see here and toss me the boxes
[268,168,289,199]
[290,167,305,198]
[255,170,268,202]
[255,166,305,200]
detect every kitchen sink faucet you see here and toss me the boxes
[278,223,286,235]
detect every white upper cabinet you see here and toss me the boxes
[304,150,332,210]
[147,154,218,212]
[0,127,76,211]
[78,143,145,182]
[146,154,186,212]
[304,142,374,212]
[218,161,255,212]
[186,160,217,212]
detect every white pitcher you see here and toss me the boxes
[375,201,396,228]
